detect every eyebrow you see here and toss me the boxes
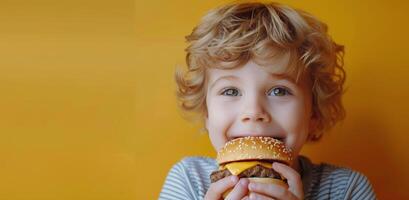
[209,75,239,91]
[209,73,296,91]
[271,73,297,84]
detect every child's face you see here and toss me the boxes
[205,53,316,159]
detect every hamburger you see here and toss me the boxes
[210,136,293,197]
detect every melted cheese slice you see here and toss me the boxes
[221,161,272,175]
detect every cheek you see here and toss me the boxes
[271,101,310,133]
[271,100,311,154]
[207,98,238,122]
[206,99,239,149]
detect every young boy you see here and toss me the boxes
[160,1,376,199]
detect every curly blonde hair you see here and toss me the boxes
[175,1,346,141]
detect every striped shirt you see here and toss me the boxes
[159,155,376,200]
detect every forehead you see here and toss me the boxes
[206,51,296,82]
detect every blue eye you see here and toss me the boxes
[268,87,292,96]
[221,88,241,96]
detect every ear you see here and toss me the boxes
[309,118,318,133]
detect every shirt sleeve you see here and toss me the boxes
[158,161,197,200]
[344,171,377,200]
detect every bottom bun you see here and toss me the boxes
[248,177,288,188]
[222,178,288,199]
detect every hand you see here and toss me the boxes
[245,162,304,200]
[205,175,249,200]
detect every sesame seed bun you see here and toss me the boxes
[216,136,293,165]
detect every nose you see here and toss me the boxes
[240,98,271,123]
[241,111,270,123]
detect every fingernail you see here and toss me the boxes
[231,175,239,183]
[240,178,249,186]
[273,162,282,168]
[248,182,255,190]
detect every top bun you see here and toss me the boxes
[216,136,293,165]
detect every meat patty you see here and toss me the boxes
[210,164,284,183]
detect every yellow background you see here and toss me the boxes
[0,0,408,199]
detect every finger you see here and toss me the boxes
[248,192,275,200]
[248,182,294,200]
[205,175,238,200]
[273,162,303,199]
[225,178,249,200]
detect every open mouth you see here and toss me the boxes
[229,135,285,142]
[274,137,285,142]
